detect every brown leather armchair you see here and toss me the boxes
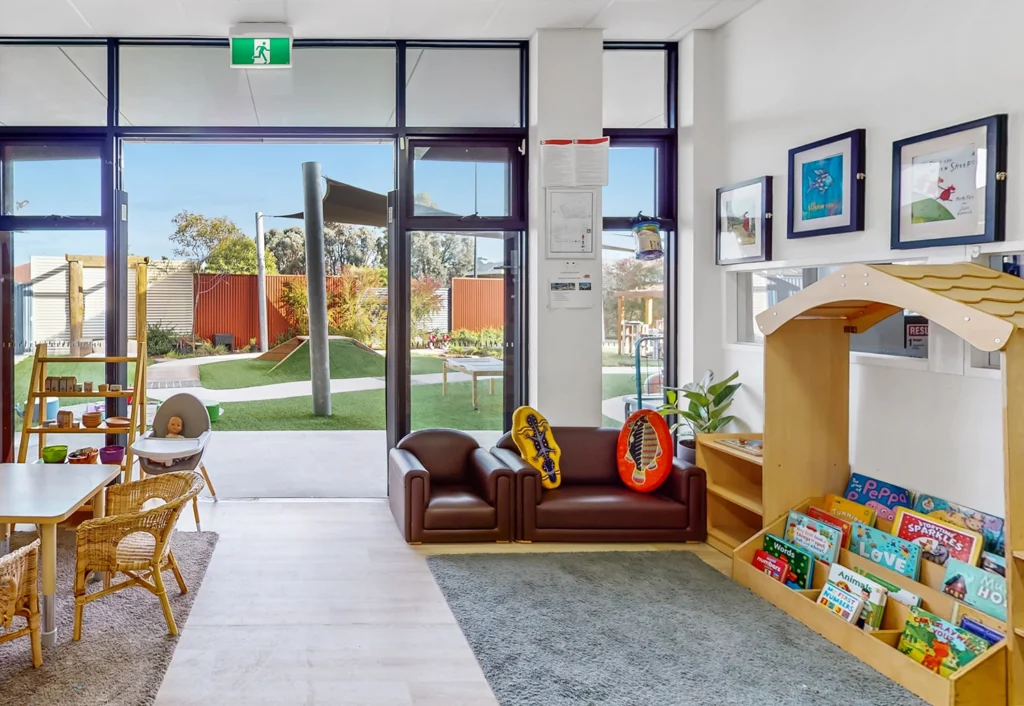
[389,429,515,543]
[492,427,706,543]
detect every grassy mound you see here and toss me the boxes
[197,339,442,390]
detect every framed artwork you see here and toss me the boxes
[716,176,772,265]
[788,129,866,239]
[891,115,1007,250]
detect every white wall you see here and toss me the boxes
[529,29,605,425]
[696,0,1024,515]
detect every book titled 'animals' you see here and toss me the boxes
[784,510,842,564]
[849,521,922,580]
[892,508,983,567]
[898,607,988,677]
[827,563,888,629]
[763,534,814,589]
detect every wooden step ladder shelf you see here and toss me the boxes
[18,342,148,482]
[719,263,1024,705]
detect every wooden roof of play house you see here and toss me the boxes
[754,262,1024,352]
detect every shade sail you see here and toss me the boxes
[280,177,462,226]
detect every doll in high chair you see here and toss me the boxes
[166,416,184,438]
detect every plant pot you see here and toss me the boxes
[41,445,67,463]
[99,445,125,465]
[677,439,697,465]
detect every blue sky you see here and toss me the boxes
[9,142,654,265]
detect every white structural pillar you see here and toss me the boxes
[255,212,270,353]
[678,30,725,385]
[528,29,604,425]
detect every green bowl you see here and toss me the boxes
[41,445,68,463]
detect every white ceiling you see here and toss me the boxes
[0,0,760,40]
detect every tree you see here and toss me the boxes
[411,233,474,286]
[206,235,279,275]
[169,210,245,271]
[265,226,307,274]
[602,257,664,339]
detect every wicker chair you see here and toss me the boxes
[73,471,204,641]
[0,540,42,667]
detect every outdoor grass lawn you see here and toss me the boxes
[213,380,504,431]
[198,339,443,390]
[210,372,639,431]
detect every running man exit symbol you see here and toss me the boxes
[253,39,270,64]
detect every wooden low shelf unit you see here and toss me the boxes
[734,497,1007,706]
[697,433,764,555]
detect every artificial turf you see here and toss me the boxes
[197,339,443,390]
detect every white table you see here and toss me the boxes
[442,357,504,410]
[0,463,121,646]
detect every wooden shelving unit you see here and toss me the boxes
[727,262,1024,705]
[17,343,148,481]
[696,433,764,555]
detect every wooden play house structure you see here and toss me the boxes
[700,262,1024,705]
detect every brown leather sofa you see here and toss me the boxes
[389,429,514,543]
[492,427,707,543]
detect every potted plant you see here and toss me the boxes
[657,370,740,464]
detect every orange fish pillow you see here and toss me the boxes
[617,410,673,493]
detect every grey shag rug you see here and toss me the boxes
[427,551,927,706]
[0,528,218,706]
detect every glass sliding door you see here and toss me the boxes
[387,138,526,449]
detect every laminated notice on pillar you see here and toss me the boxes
[540,137,609,186]
[548,272,594,309]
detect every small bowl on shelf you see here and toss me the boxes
[41,445,68,463]
[105,416,131,429]
[68,447,98,464]
[81,412,103,428]
[99,445,125,465]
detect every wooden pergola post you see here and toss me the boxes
[66,257,88,357]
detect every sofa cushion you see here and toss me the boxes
[536,485,687,530]
[424,485,496,530]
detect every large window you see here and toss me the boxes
[405,48,521,128]
[119,45,397,127]
[736,265,929,359]
[0,45,107,126]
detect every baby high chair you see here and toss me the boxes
[130,393,217,529]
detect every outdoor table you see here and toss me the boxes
[0,463,120,646]
[442,357,504,410]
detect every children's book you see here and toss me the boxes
[860,571,922,608]
[981,551,1006,578]
[752,549,788,582]
[958,616,1005,646]
[717,438,763,456]
[817,582,864,623]
[807,506,852,549]
[825,493,876,527]
[827,563,888,630]
[849,521,922,580]
[892,508,984,567]
[763,534,814,589]
[844,473,914,523]
[942,558,1006,622]
[898,607,989,677]
[784,510,842,564]
[913,494,1005,557]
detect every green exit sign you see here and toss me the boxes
[230,37,292,68]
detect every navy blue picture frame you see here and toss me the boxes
[716,176,772,265]
[891,114,1007,250]
[787,128,865,239]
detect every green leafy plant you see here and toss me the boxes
[147,322,180,357]
[657,370,740,447]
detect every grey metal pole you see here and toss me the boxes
[302,162,332,416]
[255,212,270,353]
